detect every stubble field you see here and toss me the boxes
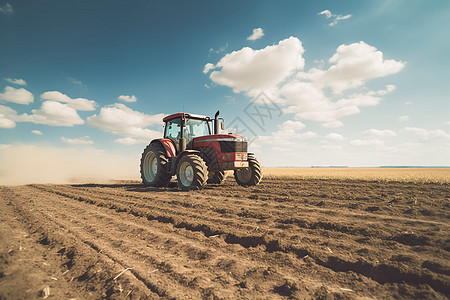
[1,168,449,299]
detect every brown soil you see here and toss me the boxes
[1,177,449,299]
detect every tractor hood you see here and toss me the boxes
[193,134,248,154]
[193,134,247,143]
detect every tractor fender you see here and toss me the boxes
[150,139,176,157]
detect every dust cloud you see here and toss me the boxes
[0,145,140,185]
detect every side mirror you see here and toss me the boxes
[220,119,225,130]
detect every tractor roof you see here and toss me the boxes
[163,112,210,122]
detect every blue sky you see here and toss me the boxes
[1,0,449,183]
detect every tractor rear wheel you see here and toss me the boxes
[234,156,262,187]
[176,154,208,190]
[140,143,172,187]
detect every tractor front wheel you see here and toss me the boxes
[234,156,262,187]
[176,154,208,190]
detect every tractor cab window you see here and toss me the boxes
[164,118,181,148]
[186,118,210,139]
[164,117,210,151]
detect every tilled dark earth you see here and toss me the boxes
[1,177,449,299]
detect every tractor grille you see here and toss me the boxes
[219,141,247,153]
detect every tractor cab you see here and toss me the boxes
[163,113,216,154]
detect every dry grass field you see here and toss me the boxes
[263,167,450,183]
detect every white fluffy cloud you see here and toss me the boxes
[207,38,404,127]
[0,86,34,105]
[87,103,164,144]
[0,105,18,128]
[5,78,26,86]
[118,95,137,103]
[1,90,87,128]
[278,120,306,132]
[203,63,215,74]
[281,85,394,124]
[280,81,357,122]
[247,28,264,40]
[209,36,305,95]
[364,129,397,138]
[61,136,94,145]
[1,102,84,128]
[304,41,405,94]
[324,133,344,140]
[318,9,333,18]
[32,130,42,135]
[0,116,16,128]
[0,101,84,128]
[318,10,352,26]
[398,115,410,121]
[21,101,85,126]
[41,91,96,111]
[404,127,450,140]
[280,42,403,123]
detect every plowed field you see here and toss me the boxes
[1,177,449,299]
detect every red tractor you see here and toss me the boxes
[140,111,262,190]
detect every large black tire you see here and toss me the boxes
[140,142,172,187]
[176,154,208,190]
[201,147,226,184]
[208,170,226,184]
[234,156,262,187]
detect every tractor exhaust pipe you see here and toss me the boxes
[214,110,220,135]
[180,113,187,152]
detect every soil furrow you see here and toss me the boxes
[63,182,450,232]
[20,185,338,298]
[37,183,449,259]
[1,186,159,299]
[29,183,450,296]
[30,183,449,268]
[33,183,447,248]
